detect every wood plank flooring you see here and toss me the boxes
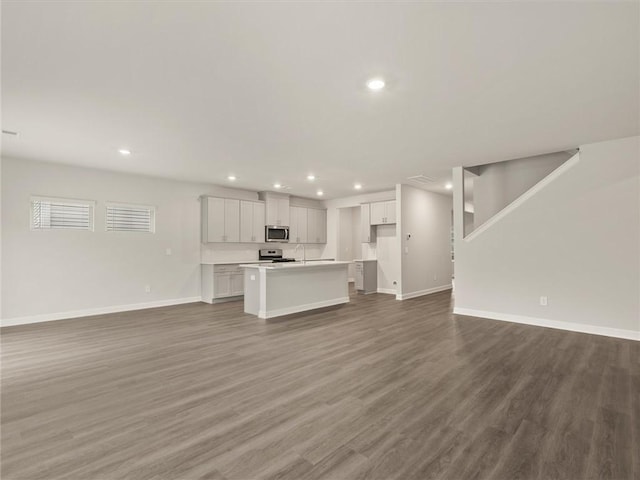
[1,288,638,479]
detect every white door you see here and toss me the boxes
[207,197,226,242]
[289,206,300,243]
[253,202,265,243]
[214,274,232,297]
[224,199,240,242]
[307,208,318,243]
[230,273,244,296]
[385,201,397,224]
[240,201,254,243]
[297,207,308,243]
[317,209,327,243]
[370,201,385,225]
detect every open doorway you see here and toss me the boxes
[336,206,361,282]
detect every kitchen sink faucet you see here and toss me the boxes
[294,244,306,263]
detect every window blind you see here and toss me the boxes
[31,198,94,230]
[106,203,155,233]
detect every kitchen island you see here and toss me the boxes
[240,261,351,319]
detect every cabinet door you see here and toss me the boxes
[370,202,386,225]
[355,263,364,290]
[230,273,244,296]
[252,202,265,243]
[289,206,299,243]
[385,201,397,224]
[214,274,232,298]
[317,209,327,243]
[265,200,278,226]
[224,199,240,242]
[297,207,308,243]
[307,208,318,243]
[360,204,376,243]
[240,201,254,243]
[207,197,226,242]
[277,198,290,226]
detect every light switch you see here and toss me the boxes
[165,248,172,256]
[250,275,256,281]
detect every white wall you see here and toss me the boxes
[398,184,453,299]
[473,151,572,227]
[453,136,640,340]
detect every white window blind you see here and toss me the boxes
[31,197,94,231]
[106,203,155,233]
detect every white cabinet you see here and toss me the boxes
[360,204,376,243]
[201,264,245,303]
[240,200,265,243]
[355,260,377,294]
[202,197,240,243]
[289,206,308,243]
[306,208,327,244]
[370,200,396,225]
[262,193,290,226]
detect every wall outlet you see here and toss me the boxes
[165,248,172,256]
[539,296,548,306]
[145,285,151,293]
[433,274,437,281]
[250,275,256,281]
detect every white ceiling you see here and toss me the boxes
[2,2,638,199]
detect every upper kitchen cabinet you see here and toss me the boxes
[202,196,240,243]
[289,206,308,243]
[370,200,396,225]
[259,192,290,226]
[360,203,377,243]
[240,200,265,243]
[307,208,327,244]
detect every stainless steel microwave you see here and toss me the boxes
[265,225,289,243]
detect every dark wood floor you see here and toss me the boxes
[1,288,638,480]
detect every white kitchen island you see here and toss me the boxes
[240,261,351,319]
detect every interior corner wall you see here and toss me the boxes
[398,184,453,299]
[453,136,640,339]
[473,151,572,227]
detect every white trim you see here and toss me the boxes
[396,284,452,300]
[464,152,580,242]
[453,307,640,341]
[376,288,396,295]
[258,297,349,319]
[1,297,202,327]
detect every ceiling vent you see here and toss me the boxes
[407,175,435,185]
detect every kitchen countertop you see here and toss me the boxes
[353,259,377,262]
[201,258,335,265]
[240,260,351,270]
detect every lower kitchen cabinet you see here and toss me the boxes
[355,260,377,294]
[201,264,244,303]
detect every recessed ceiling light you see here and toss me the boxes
[316,190,324,196]
[307,174,316,181]
[118,149,131,156]
[228,175,237,181]
[354,183,362,190]
[445,182,453,190]
[366,78,385,91]
[273,183,282,189]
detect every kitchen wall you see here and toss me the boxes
[453,136,640,340]
[397,184,453,299]
[323,190,398,293]
[0,157,324,325]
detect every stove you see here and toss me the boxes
[258,248,296,263]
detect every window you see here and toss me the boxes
[31,196,94,231]
[106,203,155,233]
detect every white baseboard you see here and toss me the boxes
[1,297,203,328]
[377,288,396,295]
[453,307,640,341]
[396,285,452,300]
[259,296,350,319]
